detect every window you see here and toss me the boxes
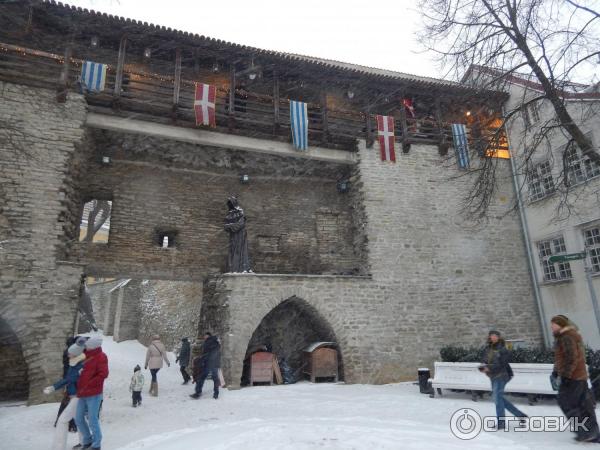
[156,230,177,248]
[537,236,572,281]
[527,160,555,201]
[565,133,600,185]
[79,200,111,243]
[584,226,600,273]
[521,102,541,129]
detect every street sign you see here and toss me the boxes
[548,252,586,264]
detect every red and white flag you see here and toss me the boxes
[376,115,396,162]
[194,83,216,127]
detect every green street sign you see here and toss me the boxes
[548,252,586,264]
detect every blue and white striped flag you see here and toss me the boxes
[290,100,308,150]
[452,123,470,168]
[81,61,107,93]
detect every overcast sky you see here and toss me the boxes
[62,0,440,79]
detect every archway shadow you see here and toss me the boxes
[241,296,344,386]
[0,317,29,401]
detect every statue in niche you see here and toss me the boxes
[224,196,251,273]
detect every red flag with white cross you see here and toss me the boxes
[194,83,216,127]
[376,115,396,162]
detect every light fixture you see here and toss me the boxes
[466,110,472,116]
[347,90,355,99]
[212,60,220,73]
[240,174,249,184]
[337,179,350,193]
[101,156,111,165]
[90,36,99,48]
[248,72,257,81]
[143,47,151,59]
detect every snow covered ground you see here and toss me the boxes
[0,334,595,449]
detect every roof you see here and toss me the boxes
[463,65,600,100]
[42,0,486,93]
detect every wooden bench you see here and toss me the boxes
[431,362,558,404]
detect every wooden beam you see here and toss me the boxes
[56,44,72,103]
[273,69,280,131]
[321,90,329,144]
[173,47,182,106]
[398,91,409,143]
[365,110,373,148]
[114,36,127,97]
[434,98,449,155]
[229,63,236,118]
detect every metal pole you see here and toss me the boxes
[583,246,600,337]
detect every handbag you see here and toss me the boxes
[549,373,560,391]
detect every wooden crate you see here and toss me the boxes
[303,342,338,382]
[250,351,273,385]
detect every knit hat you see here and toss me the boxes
[134,364,141,372]
[488,330,501,337]
[551,315,570,328]
[67,342,84,357]
[85,336,103,350]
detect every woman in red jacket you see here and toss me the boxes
[74,336,109,450]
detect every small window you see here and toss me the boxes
[527,160,555,201]
[156,230,177,248]
[79,200,111,243]
[584,226,600,273]
[565,132,600,185]
[537,236,572,282]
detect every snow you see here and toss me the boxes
[0,333,594,449]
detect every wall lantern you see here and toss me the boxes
[240,174,249,184]
[143,47,152,59]
[466,110,472,117]
[101,156,111,165]
[90,36,99,48]
[336,179,350,193]
[212,60,220,73]
[346,90,355,99]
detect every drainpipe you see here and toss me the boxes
[504,113,551,347]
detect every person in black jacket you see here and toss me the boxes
[190,332,221,400]
[176,337,191,385]
[480,330,527,428]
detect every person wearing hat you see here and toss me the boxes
[44,338,86,450]
[551,314,599,442]
[129,364,145,407]
[175,337,191,385]
[74,336,109,450]
[479,330,527,429]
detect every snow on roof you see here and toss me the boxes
[304,341,337,352]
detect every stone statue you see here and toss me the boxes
[224,196,251,273]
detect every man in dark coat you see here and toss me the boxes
[551,315,599,442]
[176,337,191,385]
[480,330,526,428]
[190,332,221,399]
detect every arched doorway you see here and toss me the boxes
[0,317,29,401]
[242,296,343,385]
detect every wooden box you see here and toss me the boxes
[250,351,273,385]
[303,342,338,382]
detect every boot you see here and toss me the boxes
[152,381,158,397]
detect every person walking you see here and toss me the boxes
[144,334,170,397]
[480,330,527,429]
[74,336,109,450]
[551,314,600,442]
[45,339,86,450]
[55,336,80,433]
[190,332,221,400]
[129,364,144,407]
[176,337,191,385]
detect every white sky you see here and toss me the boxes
[61,0,441,79]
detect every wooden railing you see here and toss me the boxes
[0,42,508,156]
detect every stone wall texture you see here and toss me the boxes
[0,82,86,404]
[202,141,543,387]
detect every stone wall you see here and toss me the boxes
[0,82,86,404]
[73,131,363,280]
[202,141,543,387]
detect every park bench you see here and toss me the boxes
[431,362,557,404]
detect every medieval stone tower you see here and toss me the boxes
[0,1,542,403]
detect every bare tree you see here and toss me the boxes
[84,200,111,242]
[418,0,600,217]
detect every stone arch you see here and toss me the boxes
[0,316,29,401]
[240,295,344,385]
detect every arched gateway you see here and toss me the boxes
[0,317,29,402]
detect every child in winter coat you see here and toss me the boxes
[129,364,144,407]
[44,338,86,450]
